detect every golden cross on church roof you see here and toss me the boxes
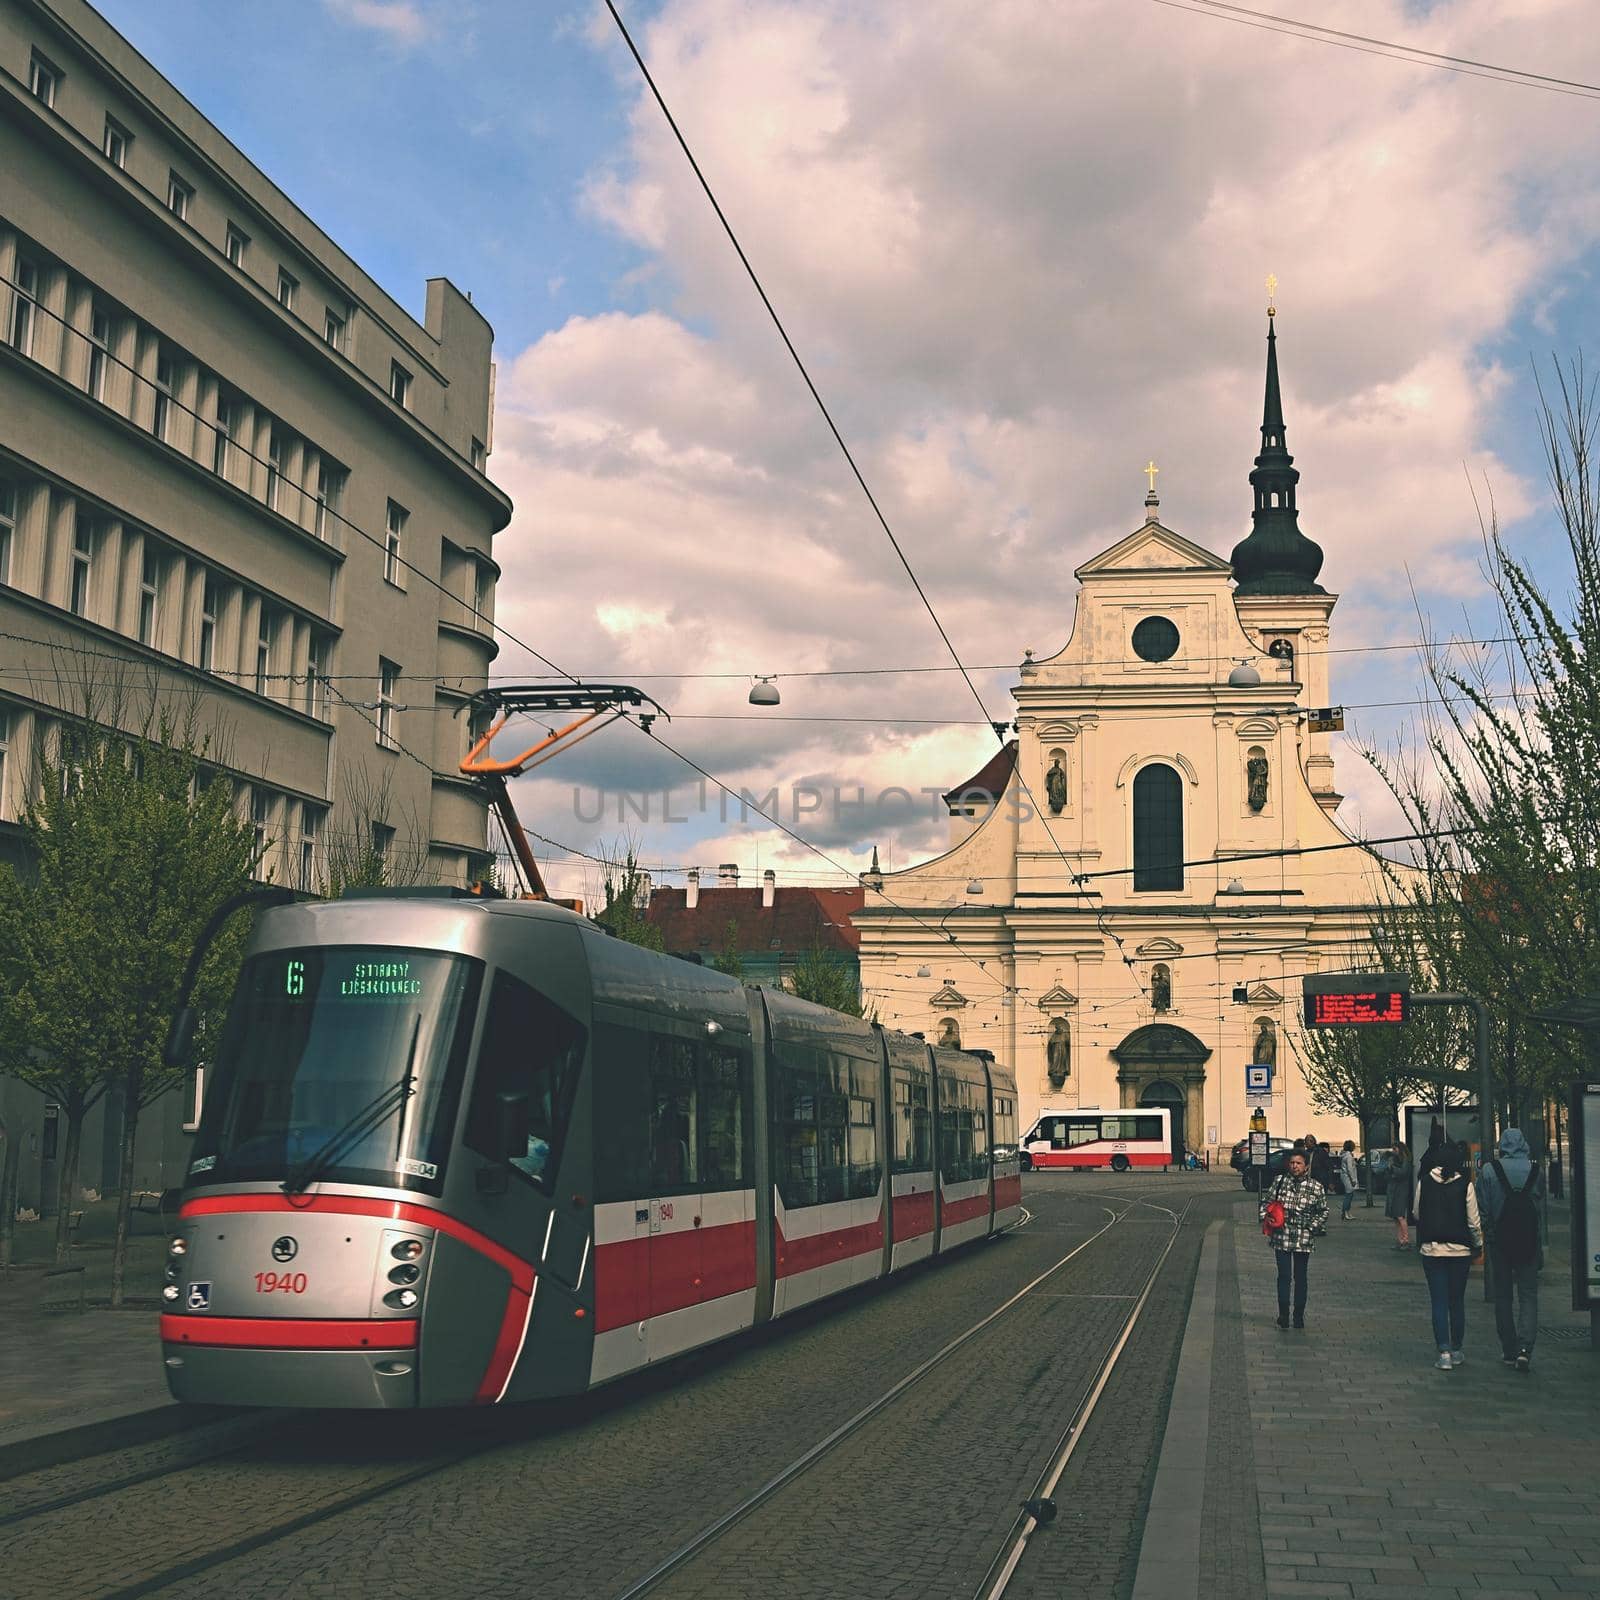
[1266,272,1278,317]
[1143,459,1160,493]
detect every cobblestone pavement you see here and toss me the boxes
[0,1174,1225,1600]
[1237,1195,1600,1600]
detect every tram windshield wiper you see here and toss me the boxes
[281,1014,421,1196]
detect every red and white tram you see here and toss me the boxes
[1019,1107,1174,1172]
[160,890,1021,1408]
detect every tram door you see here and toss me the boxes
[643,1035,705,1361]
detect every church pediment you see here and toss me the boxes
[1247,982,1283,1005]
[1037,984,1078,1010]
[1134,937,1184,958]
[928,983,969,1009]
[1075,523,1234,581]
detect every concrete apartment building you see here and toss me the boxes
[0,0,511,1208]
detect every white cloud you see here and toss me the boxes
[491,0,1600,895]
[323,0,429,47]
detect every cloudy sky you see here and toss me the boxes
[102,0,1600,899]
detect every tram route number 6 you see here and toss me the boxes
[254,1271,309,1294]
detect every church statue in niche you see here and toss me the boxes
[1046,1017,1071,1087]
[1151,963,1172,1013]
[1252,1016,1277,1066]
[938,1016,961,1049]
[1045,753,1067,815]
[1246,748,1269,813]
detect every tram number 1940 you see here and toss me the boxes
[254,1271,309,1295]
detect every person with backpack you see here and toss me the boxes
[1386,1142,1413,1249]
[1412,1141,1483,1369]
[1477,1128,1544,1372]
[1260,1149,1330,1330]
[1338,1140,1360,1220]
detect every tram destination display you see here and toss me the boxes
[1302,972,1411,1027]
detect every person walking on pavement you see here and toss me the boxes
[1261,1150,1329,1330]
[1386,1141,1412,1248]
[1310,1140,1333,1191]
[1338,1140,1360,1220]
[1477,1128,1544,1372]
[1413,1141,1483,1369]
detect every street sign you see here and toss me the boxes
[1303,972,1411,1026]
[1307,706,1345,732]
[1246,1064,1272,1093]
[1249,1131,1269,1168]
[1572,1080,1600,1313]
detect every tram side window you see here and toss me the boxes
[941,1077,977,1182]
[465,973,586,1188]
[994,1094,1017,1152]
[847,1057,880,1198]
[649,1035,699,1193]
[591,1022,650,1203]
[776,1051,819,1208]
[972,1096,988,1170]
[891,1069,932,1174]
[700,1047,749,1187]
[817,1053,849,1204]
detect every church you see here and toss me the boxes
[855,312,1397,1160]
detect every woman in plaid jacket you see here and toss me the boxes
[1261,1150,1330,1329]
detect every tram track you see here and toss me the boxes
[613,1188,1192,1600]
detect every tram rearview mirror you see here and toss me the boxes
[163,1008,196,1069]
[494,1091,531,1163]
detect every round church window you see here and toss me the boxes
[1132,616,1180,662]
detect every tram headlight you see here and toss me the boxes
[383,1288,419,1311]
[388,1263,421,1286]
[162,1284,180,1302]
[391,1239,425,1262]
[169,1237,188,1257]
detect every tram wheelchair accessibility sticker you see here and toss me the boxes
[186,1282,212,1311]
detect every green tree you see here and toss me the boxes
[0,710,255,1290]
[595,850,664,950]
[786,939,871,1017]
[710,919,745,979]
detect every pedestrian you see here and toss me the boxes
[1310,1140,1333,1191]
[1260,1149,1329,1330]
[1476,1128,1543,1373]
[1386,1141,1412,1248]
[1412,1141,1483,1369]
[1338,1139,1360,1220]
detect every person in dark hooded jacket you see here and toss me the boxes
[1477,1128,1544,1372]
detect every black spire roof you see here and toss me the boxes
[1229,315,1326,596]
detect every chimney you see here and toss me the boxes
[762,869,775,908]
[718,863,739,886]
[686,868,699,909]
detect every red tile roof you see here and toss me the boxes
[942,739,1017,808]
[645,886,864,953]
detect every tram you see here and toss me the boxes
[160,889,1022,1408]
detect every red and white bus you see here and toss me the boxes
[1019,1107,1173,1172]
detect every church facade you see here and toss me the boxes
[856,316,1398,1159]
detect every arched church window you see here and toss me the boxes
[1133,763,1183,890]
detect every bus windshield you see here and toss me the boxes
[187,947,483,1194]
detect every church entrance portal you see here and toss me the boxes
[1111,1024,1211,1168]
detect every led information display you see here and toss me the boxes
[1302,972,1411,1027]
[270,952,428,1003]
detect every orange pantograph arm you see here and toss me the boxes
[460,708,610,778]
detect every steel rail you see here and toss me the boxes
[976,1194,1198,1600]
[609,1199,1132,1600]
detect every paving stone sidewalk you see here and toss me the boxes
[1231,1195,1600,1600]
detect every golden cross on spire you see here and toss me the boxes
[1143,459,1160,493]
[1266,272,1278,317]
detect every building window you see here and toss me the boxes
[28,52,61,108]
[152,349,175,442]
[470,436,486,471]
[86,305,110,402]
[1132,615,1180,663]
[69,516,94,617]
[314,462,344,539]
[305,635,325,718]
[299,805,322,890]
[138,545,160,646]
[199,574,218,672]
[254,605,272,694]
[8,258,37,358]
[166,171,193,221]
[265,428,283,512]
[323,308,345,350]
[103,117,130,169]
[389,361,411,408]
[472,562,489,622]
[371,820,394,865]
[250,787,271,867]
[276,269,297,311]
[212,391,234,477]
[377,658,399,748]
[384,501,406,585]
[1132,763,1184,891]
[225,225,248,269]
[0,480,14,586]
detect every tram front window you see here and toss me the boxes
[188,947,482,1194]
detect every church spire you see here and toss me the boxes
[1229,304,1326,597]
